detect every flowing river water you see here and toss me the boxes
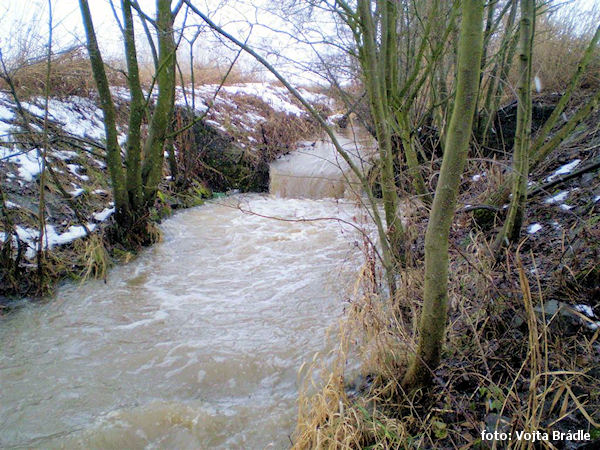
[0,132,373,448]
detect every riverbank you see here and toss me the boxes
[0,82,335,300]
[293,90,600,449]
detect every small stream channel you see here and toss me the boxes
[0,132,373,448]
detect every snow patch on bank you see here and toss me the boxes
[93,207,115,222]
[546,160,581,181]
[545,190,569,204]
[527,223,543,234]
[1,223,97,259]
[0,147,42,181]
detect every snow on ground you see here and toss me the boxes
[574,304,594,318]
[45,97,106,141]
[545,190,569,204]
[527,223,543,234]
[1,92,110,260]
[1,223,97,259]
[1,83,336,260]
[175,82,332,121]
[0,101,15,141]
[472,172,487,182]
[69,187,85,197]
[66,164,89,181]
[93,207,115,222]
[1,92,105,184]
[213,83,305,115]
[0,146,42,182]
[546,159,581,181]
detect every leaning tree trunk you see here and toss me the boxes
[357,0,406,273]
[494,0,535,250]
[402,0,485,389]
[79,0,130,224]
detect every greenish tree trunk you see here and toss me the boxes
[357,0,406,271]
[402,0,484,389]
[122,0,145,212]
[79,0,130,224]
[142,0,177,207]
[494,0,535,250]
[81,0,177,245]
[478,0,518,144]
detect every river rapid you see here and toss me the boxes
[0,132,373,448]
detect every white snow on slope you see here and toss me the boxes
[545,190,569,204]
[0,223,97,259]
[93,207,115,222]
[175,82,329,118]
[574,304,594,318]
[0,147,42,181]
[546,159,581,181]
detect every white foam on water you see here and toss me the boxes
[0,194,369,448]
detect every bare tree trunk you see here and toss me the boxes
[142,0,177,207]
[494,0,535,250]
[122,0,145,212]
[357,0,406,270]
[79,0,130,224]
[36,0,53,292]
[480,0,519,146]
[403,0,484,389]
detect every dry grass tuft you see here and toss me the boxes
[293,184,600,448]
[0,47,125,99]
[78,233,110,282]
[158,60,263,88]
[293,238,416,449]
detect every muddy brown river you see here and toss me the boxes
[0,133,372,448]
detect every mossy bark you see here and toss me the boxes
[494,0,535,250]
[141,0,176,207]
[479,0,518,144]
[122,0,145,212]
[81,0,177,245]
[357,0,405,271]
[79,0,129,224]
[403,0,484,389]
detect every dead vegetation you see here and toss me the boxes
[533,5,600,94]
[172,60,264,87]
[293,89,600,448]
[0,47,263,102]
[0,47,125,100]
[294,216,600,449]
